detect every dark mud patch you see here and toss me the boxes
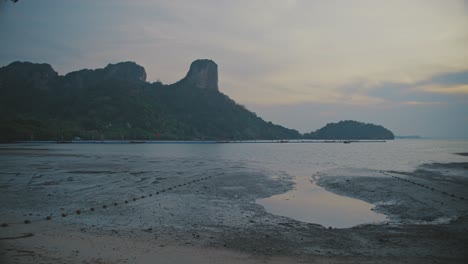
[420,162,468,170]
[0,233,34,240]
[0,148,49,151]
[129,171,150,176]
[66,170,118,174]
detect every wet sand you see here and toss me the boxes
[1,147,467,263]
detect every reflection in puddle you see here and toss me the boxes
[257,176,387,228]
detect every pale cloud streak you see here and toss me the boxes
[416,84,468,95]
[402,101,446,106]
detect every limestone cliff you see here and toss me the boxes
[182,59,218,91]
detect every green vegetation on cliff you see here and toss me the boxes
[0,60,300,141]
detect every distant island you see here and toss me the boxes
[0,60,395,142]
[303,120,395,140]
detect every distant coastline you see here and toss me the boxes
[395,135,423,139]
[7,139,388,145]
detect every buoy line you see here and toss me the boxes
[0,174,215,228]
[383,171,465,201]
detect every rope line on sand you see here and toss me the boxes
[383,171,465,201]
[0,174,215,227]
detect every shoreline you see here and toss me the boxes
[2,140,390,145]
[317,165,468,225]
[1,149,467,263]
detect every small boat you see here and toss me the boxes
[343,140,351,144]
[129,140,146,144]
[56,140,72,144]
[57,135,72,143]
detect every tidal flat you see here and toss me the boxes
[0,143,467,263]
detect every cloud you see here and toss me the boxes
[416,84,468,95]
[402,101,446,106]
[362,70,468,108]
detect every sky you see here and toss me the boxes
[1,0,467,138]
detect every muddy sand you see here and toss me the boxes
[1,147,467,263]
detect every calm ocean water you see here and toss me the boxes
[28,139,468,175]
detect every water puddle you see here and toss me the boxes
[257,176,387,228]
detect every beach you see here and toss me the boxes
[0,144,467,263]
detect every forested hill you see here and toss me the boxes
[303,120,395,140]
[0,60,301,142]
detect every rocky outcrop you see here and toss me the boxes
[62,69,97,90]
[62,61,147,89]
[183,59,218,91]
[103,61,147,82]
[0,61,58,90]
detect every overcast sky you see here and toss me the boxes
[1,0,467,138]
